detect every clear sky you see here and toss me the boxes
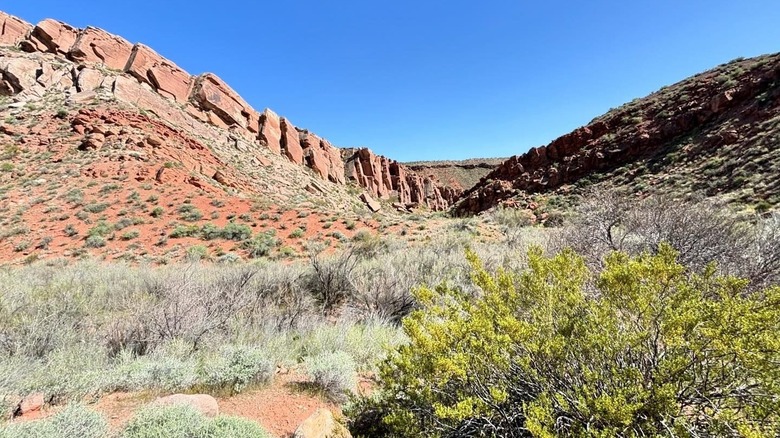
[3,1,780,161]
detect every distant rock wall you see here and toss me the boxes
[343,148,460,210]
[0,11,457,210]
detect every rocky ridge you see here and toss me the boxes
[455,53,780,215]
[0,11,458,210]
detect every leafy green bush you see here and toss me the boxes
[352,246,780,437]
[305,350,357,402]
[0,404,107,438]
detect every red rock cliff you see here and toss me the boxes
[0,10,458,210]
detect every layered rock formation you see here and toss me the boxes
[0,10,457,210]
[455,52,780,214]
[343,148,460,210]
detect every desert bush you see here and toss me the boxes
[305,350,358,402]
[121,404,204,438]
[121,404,271,438]
[199,416,272,438]
[305,249,359,313]
[351,246,780,437]
[240,231,278,258]
[110,340,199,393]
[553,191,780,288]
[198,345,274,394]
[0,404,108,438]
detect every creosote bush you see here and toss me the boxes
[349,246,780,437]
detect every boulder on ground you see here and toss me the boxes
[360,193,381,212]
[153,394,219,418]
[293,408,351,438]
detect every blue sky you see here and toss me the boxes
[4,1,780,161]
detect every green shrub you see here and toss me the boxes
[121,404,271,438]
[170,225,200,238]
[84,235,106,248]
[150,206,164,218]
[186,245,209,261]
[305,350,357,402]
[0,404,107,438]
[83,202,109,214]
[353,246,780,437]
[241,231,278,258]
[199,416,272,438]
[219,222,252,241]
[121,404,204,438]
[199,345,274,395]
[289,227,305,238]
[120,230,140,241]
[178,204,203,222]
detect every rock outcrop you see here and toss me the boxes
[455,53,780,214]
[0,11,32,45]
[0,11,459,210]
[344,148,460,210]
[69,26,133,70]
[124,44,193,103]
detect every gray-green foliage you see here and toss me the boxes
[305,350,358,402]
[120,404,271,438]
[0,404,107,438]
[198,345,274,394]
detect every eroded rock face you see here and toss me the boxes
[69,26,133,70]
[125,43,193,103]
[0,12,32,46]
[192,73,259,130]
[29,19,79,55]
[0,11,461,209]
[344,147,460,210]
[258,108,282,154]
[455,53,780,214]
[281,118,304,164]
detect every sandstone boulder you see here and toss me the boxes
[360,193,381,212]
[69,26,133,70]
[0,57,40,95]
[76,67,107,92]
[16,393,45,416]
[154,394,219,418]
[293,408,351,438]
[258,108,282,154]
[0,12,33,46]
[30,19,80,55]
[125,44,193,103]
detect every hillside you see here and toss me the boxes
[403,158,505,191]
[455,53,780,216]
[0,11,461,263]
